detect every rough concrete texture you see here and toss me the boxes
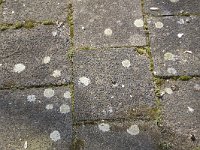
[74,48,155,121]
[73,0,146,48]
[0,24,72,88]
[0,86,72,149]
[75,121,161,150]
[144,0,200,16]
[1,0,69,23]
[160,78,200,148]
[148,16,200,76]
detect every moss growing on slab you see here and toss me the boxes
[13,22,23,29]
[42,20,54,25]
[178,76,192,81]
[136,47,147,55]
[23,20,35,29]
[0,24,9,31]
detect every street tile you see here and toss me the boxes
[161,79,200,147]
[0,86,72,149]
[73,0,146,48]
[75,121,161,150]
[74,48,155,121]
[148,16,200,76]
[1,0,69,23]
[0,24,72,88]
[144,0,200,16]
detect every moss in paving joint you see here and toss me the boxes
[70,137,85,150]
[0,23,11,31]
[136,47,147,55]
[23,20,35,29]
[178,76,192,81]
[12,22,23,29]
[41,20,55,25]
[158,142,173,150]
[67,3,74,46]
[0,0,5,5]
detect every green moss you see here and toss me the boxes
[179,76,192,81]
[0,0,4,5]
[159,142,172,150]
[67,3,74,41]
[13,22,23,29]
[23,20,35,29]
[136,47,147,55]
[42,20,54,25]
[0,24,10,31]
[70,138,85,150]
[67,48,75,60]
[193,147,200,150]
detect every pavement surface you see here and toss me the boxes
[0,0,199,150]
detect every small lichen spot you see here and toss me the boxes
[127,125,140,135]
[46,104,54,110]
[164,88,173,95]
[52,31,57,36]
[27,95,36,102]
[188,106,194,113]
[60,104,70,114]
[64,91,71,99]
[194,84,200,91]
[43,56,51,64]
[122,59,131,68]
[155,22,164,29]
[44,88,55,98]
[164,52,176,61]
[167,67,177,75]
[13,63,26,73]
[177,33,184,38]
[134,19,144,27]
[170,0,179,3]
[24,141,28,149]
[79,77,91,86]
[52,70,61,78]
[104,28,112,36]
[50,130,61,142]
[98,123,110,132]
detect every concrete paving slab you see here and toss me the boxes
[75,121,161,150]
[73,0,146,48]
[148,16,200,76]
[161,78,200,147]
[1,0,69,23]
[144,0,200,16]
[0,86,72,149]
[0,24,72,88]
[74,48,155,121]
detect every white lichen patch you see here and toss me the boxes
[134,19,144,27]
[98,123,110,132]
[64,91,71,99]
[24,141,28,149]
[177,33,184,38]
[0,64,2,67]
[170,0,179,3]
[187,106,194,113]
[104,28,113,36]
[177,19,184,24]
[46,104,54,110]
[194,84,200,91]
[27,95,36,102]
[50,130,61,142]
[122,84,125,88]
[43,56,51,64]
[127,125,140,135]
[164,88,173,95]
[167,67,177,75]
[60,104,70,114]
[78,77,91,86]
[155,22,164,29]
[52,31,57,36]
[44,88,55,98]
[13,63,26,73]
[164,52,176,61]
[122,59,131,68]
[52,70,61,78]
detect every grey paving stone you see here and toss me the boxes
[161,79,200,147]
[74,48,155,121]
[75,121,161,150]
[1,0,69,23]
[144,0,200,16]
[0,86,72,149]
[0,24,72,88]
[73,0,146,48]
[148,16,200,76]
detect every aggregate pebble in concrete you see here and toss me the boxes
[0,86,72,149]
[148,16,200,76]
[144,0,200,16]
[0,24,72,88]
[161,79,200,147]
[73,0,146,48]
[74,48,155,121]
[1,0,69,23]
[75,121,161,150]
